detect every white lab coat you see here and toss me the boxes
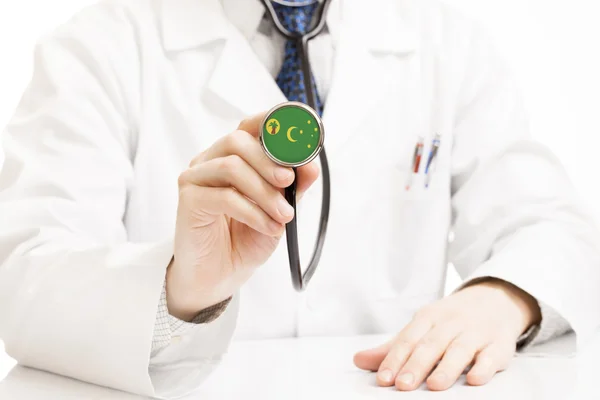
[0,0,599,398]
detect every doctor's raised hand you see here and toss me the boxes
[167,112,319,321]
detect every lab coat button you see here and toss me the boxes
[171,336,182,344]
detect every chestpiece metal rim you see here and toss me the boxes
[259,101,325,168]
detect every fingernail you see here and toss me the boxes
[378,369,394,384]
[278,197,294,218]
[274,168,293,182]
[397,372,414,386]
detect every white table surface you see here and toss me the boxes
[0,332,597,399]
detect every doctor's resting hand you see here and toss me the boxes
[354,278,541,391]
[168,112,319,320]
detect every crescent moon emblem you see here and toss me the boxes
[287,126,298,143]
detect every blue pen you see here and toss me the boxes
[424,134,441,188]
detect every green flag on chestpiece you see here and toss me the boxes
[261,103,323,167]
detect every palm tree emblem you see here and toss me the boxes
[266,118,280,135]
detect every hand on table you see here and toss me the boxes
[354,279,542,391]
[167,112,319,321]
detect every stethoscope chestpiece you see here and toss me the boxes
[260,101,324,168]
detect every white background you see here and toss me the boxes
[0,0,599,331]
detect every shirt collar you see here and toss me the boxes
[159,0,417,54]
[160,0,231,51]
[221,0,266,42]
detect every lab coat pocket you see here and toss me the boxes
[372,164,447,302]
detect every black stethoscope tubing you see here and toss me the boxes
[261,0,332,291]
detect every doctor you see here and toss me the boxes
[0,0,599,398]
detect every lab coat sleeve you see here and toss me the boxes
[447,23,600,349]
[0,4,237,398]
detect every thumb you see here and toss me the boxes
[353,340,394,372]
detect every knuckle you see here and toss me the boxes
[177,169,192,187]
[413,341,437,359]
[448,338,469,351]
[407,342,438,365]
[380,355,402,370]
[225,130,247,153]
[232,128,248,139]
[188,152,205,167]
[387,346,413,367]
[221,154,243,174]
[413,306,434,322]
[227,187,254,214]
[419,333,439,346]
[436,321,463,339]
[394,337,414,350]
[238,117,252,129]
[389,346,409,364]
[376,340,407,366]
[447,339,476,356]
[404,355,427,371]
[220,132,237,154]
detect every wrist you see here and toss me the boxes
[472,278,542,335]
[165,259,198,321]
[165,257,232,321]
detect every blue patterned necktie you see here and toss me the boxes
[271,1,324,116]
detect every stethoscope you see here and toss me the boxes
[259,0,332,291]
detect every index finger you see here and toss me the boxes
[188,111,270,168]
[375,317,434,386]
[237,111,269,137]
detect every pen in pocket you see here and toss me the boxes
[405,136,424,191]
[424,134,441,188]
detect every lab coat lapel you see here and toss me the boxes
[205,30,287,117]
[322,0,418,155]
[160,0,286,118]
[159,0,419,130]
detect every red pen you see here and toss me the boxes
[405,136,424,191]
